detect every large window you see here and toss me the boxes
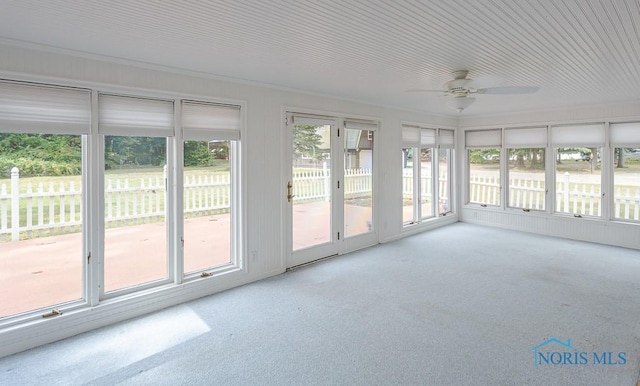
[0,81,90,318]
[611,122,640,222]
[467,129,501,206]
[181,101,241,276]
[505,127,547,211]
[99,94,175,294]
[0,79,243,324]
[551,124,604,217]
[402,126,453,226]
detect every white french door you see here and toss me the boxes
[286,113,377,268]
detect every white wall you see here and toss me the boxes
[458,104,640,250]
[0,42,457,356]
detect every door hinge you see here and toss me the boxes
[87,252,91,263]
[337,180,340,189]
[338,232,340,240]
[337,128,340,137]
[285,117,289,125]
[287,181,295,202]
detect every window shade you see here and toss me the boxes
[551,124,604,147]
[345,120,377,131]
[610,122,640,147]
[182,101,241,141]
[99,94,174,136]
[291,115,333,127]
[420,128,436,147]
[504,127,547,148]
[0,80,91,134]
[439,129,455,149]
[465,129,501,148]
[402,125,420,147]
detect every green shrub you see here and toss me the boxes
[0,157,81,178]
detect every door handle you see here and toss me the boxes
[287,181,295,202]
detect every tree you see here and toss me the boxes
[183,141,212,166]
[293,125,323,160]
[469,149,499,163]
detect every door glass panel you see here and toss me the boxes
[438,148,452,214]
[0,133,83,318]
[344,129,373,237]
[420,148,434,219]
[104,136,168,292]
[183,140,232,274]
[402,148,414,224]
[292,124,331,251]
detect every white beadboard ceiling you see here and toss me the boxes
[0,0,639,116]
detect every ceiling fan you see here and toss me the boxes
[408,70,540,112]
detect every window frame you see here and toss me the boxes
[504,127,548,212]
[609,121,640,223]
[0,80,245,327]
[402,125,454,227]
[550,123,605,219]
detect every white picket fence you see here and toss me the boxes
[401,171,450,209]
[0,167,232,241]
[5,166,638,241]
[0,167,373,241]
[293,168,372,201]
[470,172,640,218]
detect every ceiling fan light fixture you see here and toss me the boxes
[447,96,475,113]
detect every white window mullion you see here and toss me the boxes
[602,122,612,221]
[545,125,554,214]
[165,135,176,284]
[434,148,440,216]
[500,129,506,210]
[89,90,103,304]
[413,148,421,222]
[173,103,184,283]
[230,140,240,266]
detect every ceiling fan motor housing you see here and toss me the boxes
[444,70,477,96]
[444,78,475,96]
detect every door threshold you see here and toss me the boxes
[286,253,339,271]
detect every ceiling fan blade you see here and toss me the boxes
[476,86,539,95]
[405,88,447,93]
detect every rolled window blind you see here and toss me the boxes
[504,127,547,148]
[610,122,640,147]
[438,129,455,149]
[465,129,501,148]
[291,115,332,127]
[99,94,174,136]
[182,101,241,141]
[420,128,436,147]
[0,80,91,134]
[402,125,420,147]
[345,120,377,131]
[551,124,604,147]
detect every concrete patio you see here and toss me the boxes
[1,202,372,318]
